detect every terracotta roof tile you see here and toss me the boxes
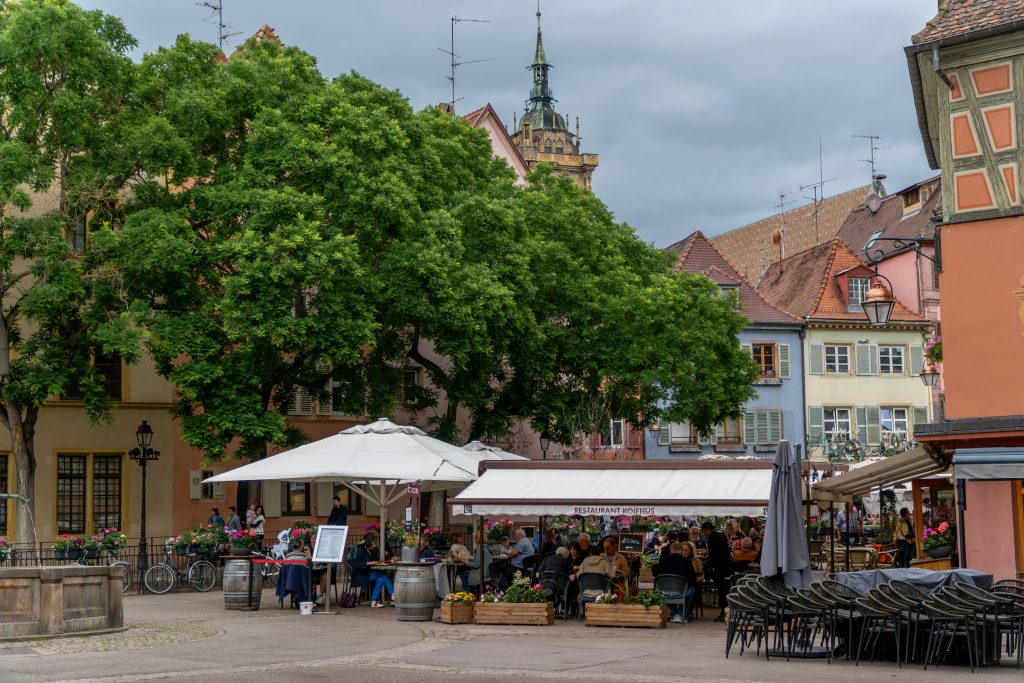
[671,231,801,326]
[913,0,1024,44]
[757,238,927,323]
[711,185,872,283]
[838,177,941,260]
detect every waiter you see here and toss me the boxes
[702,522,733,622]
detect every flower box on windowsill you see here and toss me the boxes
[668,445,701,453]
[753,378,783,386]
[584,603,668,629]
[715,445,747,453]
[754,445,780,453]
[474,602,554,625]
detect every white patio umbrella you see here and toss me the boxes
[462,441,529,460]
[205,418,484,559]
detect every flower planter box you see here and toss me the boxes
[584,603,668,629]
[439,602,475,624]
[474,602,554,625]
[925,545,952,559]
[84,547,101,560]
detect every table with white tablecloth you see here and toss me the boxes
[433,561,465,598]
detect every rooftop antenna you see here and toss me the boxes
[773,190,794,267]
[800,136,837,244]
[852,133,888,196]
[438,16,493,117]
[197,0,241,51]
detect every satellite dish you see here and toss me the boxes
[771,230,783,246]
[865,192,882,214]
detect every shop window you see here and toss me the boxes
[57,453,124,536]
[281,482,310,515]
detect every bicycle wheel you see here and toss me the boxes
[189,560,217,592]
[264,563,280,587]
[111,561,132,593]
[144,563,176,594]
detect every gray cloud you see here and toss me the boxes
[76,0,938,246]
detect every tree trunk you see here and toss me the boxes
[11,418,36,544]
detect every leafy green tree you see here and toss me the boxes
[0,0,143,542]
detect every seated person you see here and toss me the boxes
[538,546,571,576]
[501,528,536,588]
[576,552,612,579]
[283,539,328,605]
[576,533,600,557]
[600,536,631,579]
[350,533,395,608]
[416,539,436,561]
[461,544,494,592]
[731,537,758,571]
[654,542,698,623]
[448,533,472,564]
[753,537,763,564]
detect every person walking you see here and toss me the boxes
[894,507,915,568]
[702,521,733,622]
[225,506,242,532]
[207,507,224,526]
[836,502,863,546]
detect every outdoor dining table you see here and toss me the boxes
[833,567,993,594]
[276,562,311,606]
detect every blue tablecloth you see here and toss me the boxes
[834,568,993,594]
[276,564,311,604]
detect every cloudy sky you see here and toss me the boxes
[77,0,939,247]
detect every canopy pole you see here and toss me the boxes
[380,480,387,562]
[829,501,835,573]
[476,515,483,599]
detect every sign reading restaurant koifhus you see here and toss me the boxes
[573,506,657,516]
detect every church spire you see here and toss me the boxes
[533,5,546,65]
[521,4,566,132]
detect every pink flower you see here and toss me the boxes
[937,522,949,533]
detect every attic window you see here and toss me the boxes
[848,277,870,310]
[902,188,922,215]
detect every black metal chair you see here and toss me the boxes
[725,589,770,659]
[921,596,978,672]
[853,595,901,666]
[538,571,571,619]
[654,573,690,622]
[576,573,611,621]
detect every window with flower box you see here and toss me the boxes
[56,453,125,536]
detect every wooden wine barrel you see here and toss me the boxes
[394,563,436,622]
[223,558,259,610]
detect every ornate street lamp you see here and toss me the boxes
[129,420,160,583]
[862,276,896,326]
[920,361,940,387]
[539,431,551,460]
[647,421,661,440]
[861,236,940,326]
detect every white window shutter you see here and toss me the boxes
[316,382,333,415]
[715,423,725,441]
[189,470,202,500]
[658,425,671,446]
[866,406,882,446]
[808,406,824,442]
[315,482,334,517]
[756,411,770,444]
[741,342,752,355]
[912,406,930,430]
[697,427,715,445]
[856,406,868,444]
[910,346,925,376]
[263,480,282,517]
[743,411,757,444]
[869,344,879,375]
[778,344,791,379]
[855,343,874,375]
[768,410,782,444]
[288,387,312,416]
[808,343,824,375]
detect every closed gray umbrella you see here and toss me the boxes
[761,440,811,588]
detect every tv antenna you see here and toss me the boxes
[438,16,493,116]
[197,0,241,50]
[800,136,837,243]
[773,190,794,263]
[852,133,888,195]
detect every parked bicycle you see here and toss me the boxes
[71,547,133,593]
[250,548,283,587]
[144,541,217,594]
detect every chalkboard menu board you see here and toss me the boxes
[312,525,349,564]
[617,532,645,556]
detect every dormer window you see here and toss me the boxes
[848,277,870,310]
[902,188,921,208]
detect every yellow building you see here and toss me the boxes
[757,238,933,461]
[510,9,598,189]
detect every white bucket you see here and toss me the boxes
[299,601,314,615]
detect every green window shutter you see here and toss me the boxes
[741,342,752,354]
[808,406,824,442]
[869,344,879,375]
[866,405,882,446]
[808,343,824,375]
[744,411,757,444]
[912,406,929,430]
[856,406,868,444]
[658,425,671,446]
[768,410,782,444]
[855,343,874,376]
[755,411,770,444]
[778,344,791,379]
[910,346,925,376]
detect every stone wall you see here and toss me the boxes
[0,566,123,637]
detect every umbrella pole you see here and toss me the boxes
[380,481,387,562]
[476,515,483,599]
[829,502,835,573]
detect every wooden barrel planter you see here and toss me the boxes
[474,602,554,625]
[394,563,436,622]
[223,559,259,610]
[439,601,474,624]
[585,604,668,629]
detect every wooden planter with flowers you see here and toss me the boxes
[439,592,476,624]
[584,603,668,629]
[473,601,554,625]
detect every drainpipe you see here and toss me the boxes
[799,323,808,458]
[955,478,967,568]
[932,46,952,88]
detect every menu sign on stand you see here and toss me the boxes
[312,525,349,564]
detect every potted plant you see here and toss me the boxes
[0,536,9,564]
[423,527,449,548]
[101,528,127,555]
[585,575,668,629]
[53,534,83,560]
[227,529,260,555]
[474,572,554,625]
[922,521,954,558]
[484,518,515,543]
[439,591,475,624]
[171,535,189,556]
[924,337,942,364]
[83,534,104,559]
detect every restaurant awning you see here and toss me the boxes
[811,446,948,503]
[451,461,775,517]
[954,447,1024,480]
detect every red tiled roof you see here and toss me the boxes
[670,231,800,326]
[252,24,283,45]
[711,185,872,284]
[757,238,927,323]
[838,177,941,261]
[913,0,1024,44]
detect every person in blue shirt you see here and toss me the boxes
[501,528,535,588]
[350,533,394,608]
[207,507,224,526]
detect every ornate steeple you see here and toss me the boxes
[521,7,567,132]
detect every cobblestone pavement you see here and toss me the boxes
[2,589,1020,682]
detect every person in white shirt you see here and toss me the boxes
[835,503,863,545]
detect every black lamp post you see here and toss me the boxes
[539,431,551,460]
[129,420,160,582]
[861,236,940,326]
